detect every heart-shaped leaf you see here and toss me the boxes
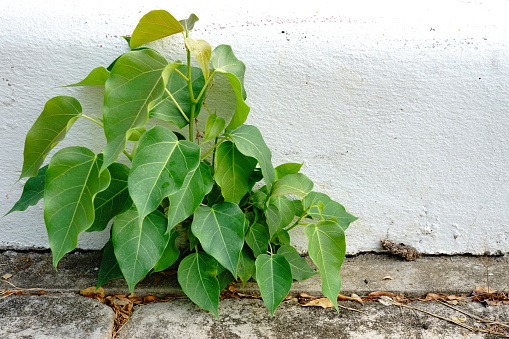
[153,229,180,272]
[203,113,225,143]
[44,147,111,267]
[215,141,257,204]
[21,96,82,178]
[255,254,292,316]
[245,222,269,257]
[112,208,169,293]
[277,245,317,281]
[303,192,358,230]
[265,196,296,239]
[5,165,47,216]
[179,14,199,33]
[129,125,200,225]
[191,202,245,276]
[304,220,346,311]
[97,239,123,288]
[130,10,184,49]
[64,67,110,87]
[166,162,213,233]
[275,162,303,180]
[211,44,246,96]
[238,246,256,286]
[229,125,276,188]
[178,251,220,318]
[271,173,313,198]
[102,49,168,170]
[87,163,132,232]
[150,65,205,128]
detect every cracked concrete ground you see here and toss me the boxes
[1,251,508,338]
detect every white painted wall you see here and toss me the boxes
[1,0,508,254]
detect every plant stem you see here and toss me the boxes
[164,88,189,122]
[200,138,224,160]
[81,114,104,128]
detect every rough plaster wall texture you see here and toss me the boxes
[1,1,508,254]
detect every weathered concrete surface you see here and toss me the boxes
[0,293,114,339]
[1,251,507,298]
[117,298,509,338]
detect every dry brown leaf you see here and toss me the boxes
[382,275,394,280]
[143,295,158,303]
[299,293,316,299]
[338,293,364,305]
[450,316,467,323]
[80,286,105,298]
[473,286,498,295]
[302,297,334,308]
[368,291,397,298]
[2,273,13,280]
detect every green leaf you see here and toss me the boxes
[191,202,245,277]
[211,44,246,97]
[277,245,317,281]
[153,229,180,272]
[87,163,132,232]
[64,67,110,87]
[271,173,314,198]
[245,223,269,257]
[185,38,212,80]
[166,162,213,233]
[275,162,303,180]
[130,10,184,49]
[304,220,346,311]
[238,246,256,286]
[102,49,168,170]
[179,14,199,33]
[215,141,257,204]
[217,268,236,291]
[178,251,220,318]
[302,192,358,230]
[21,96,82,178]
[97,239,123,288]
[255,254,292,316]
[150,65,205,129]
[44,147,111,267]
[129,125,200,225]
[5,165,47,216]
[203,113,225,143]
[211,45,249,129]
[265,196,296,239]
[229,125,276,188]
[112,208,169,293]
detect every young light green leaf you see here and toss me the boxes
[271,173,314,198]
[238,246,256,286]
[97,239,123,288]
[63,67,110,87]
[275,162,303,180]
[203,113,225,143]
[215,141,257,204]
[5,165,47,216]
[179,13,199,33]
[178,251,220,318]
[21,96,82,178]
[167,162,213,233]
[130,10,184,49]
[265,196,296,239]
[255,254,292,316]
[211,44,246,96]
[191,202,245,277]
[304,220,346,311]
[277,245,317,281]
[129,125,200,225]
[246,223,269,257]
[153,229,180,272]
[220,72,250,130]
[112,208,169,293]
[185,38,212,80]
[44,147,111,267]
[229,125,276,188]
[102,49,168,170]
[87,163,132,232]
[302,192,358,230]
[150,65,205,129]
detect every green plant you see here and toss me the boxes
[7,9,357,316]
